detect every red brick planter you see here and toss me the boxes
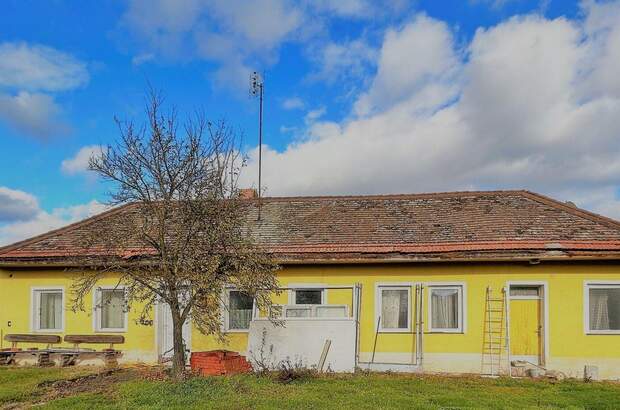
[190,350,253,376]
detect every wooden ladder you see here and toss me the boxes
[482,286,507,377]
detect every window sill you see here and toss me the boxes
[377,329,411,334]
[224,329,250,333]
[95,328,127,333]
[33,329,63,333]
[586,331,620,335]
[428,329,464,334]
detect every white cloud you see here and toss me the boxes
[308,0,372,18]
[206,0,302,50]
[131,52,155,66]
[120,0,408,89]
[308,39,377,85]
[0,91,68,138]
[308,0,408,19]
[238,5,620,221]
[61,145,106,175]
[282,97,305,110]
[121,0,302,87]
[0,199,107,246]
[0,187,40,222]
[0,42,89,92]
[469,0,515,9]
[355,14,460,116]
[0,42,88,138]
[305,107,326,123]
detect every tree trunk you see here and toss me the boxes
[170,307,186,379]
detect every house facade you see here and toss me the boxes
[1,190,620,379]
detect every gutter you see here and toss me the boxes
[2,254,620,269]
[278,255,620,265]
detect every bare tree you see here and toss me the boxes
[70,91,279,378]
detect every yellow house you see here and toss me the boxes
[1,190,620,379]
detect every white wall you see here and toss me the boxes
[247,319,356,372]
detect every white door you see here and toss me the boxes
[157,302,191,363]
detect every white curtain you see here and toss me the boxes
[102,290,125,329]
[381,289,407,329]
[230,309,253,327]
[590,289,610,330]
[40,292,62,330]
[432,289,458,329]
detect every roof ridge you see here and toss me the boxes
[520,191,620,230]
[0,202,137,256]
[248,189,529,202]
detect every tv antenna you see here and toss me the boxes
[250,71,264,218]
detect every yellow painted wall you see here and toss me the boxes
[0,269,155,361]
[223,263,620,361]
[2,262,620,377]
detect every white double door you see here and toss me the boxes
[157,302,191,362]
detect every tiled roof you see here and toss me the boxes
[1,190,620,264]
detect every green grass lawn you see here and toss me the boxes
[1,367,620,409]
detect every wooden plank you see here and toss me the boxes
[318,339,332,372]
[4,334,61,344]
[64,335,125,344]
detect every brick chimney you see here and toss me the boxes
[239,188,258,199]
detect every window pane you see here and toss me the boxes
[101,290,125,329]
[589,288,620,331]
[39,292,62,330]
[431,288,459,329]
[229,291,253,329]
[315,305,347,318]
[381,289,408,329]
[510,286,540,297]
[295,290,322,305]
[285,307,311,317]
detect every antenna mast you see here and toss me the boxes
[250,71,264,219]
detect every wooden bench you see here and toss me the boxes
[4,334,61,349]
[0,334,62,366]
[64,335,125,350]
[60,335,125,367]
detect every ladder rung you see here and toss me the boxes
[487,298,504,302]
[488,309,503,312]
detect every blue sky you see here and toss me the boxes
[1,0,619,245]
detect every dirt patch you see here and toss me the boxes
[35,368,134,404]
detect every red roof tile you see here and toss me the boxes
[1,190,620,264]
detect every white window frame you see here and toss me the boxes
[584,281,620,335]
[281,304,350,320]
[31,286,65,333]
[93,286,128,333]
[287,283,326,305]
[375,283,412,333]
[427,283,466,333]
[223,288,255,333]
